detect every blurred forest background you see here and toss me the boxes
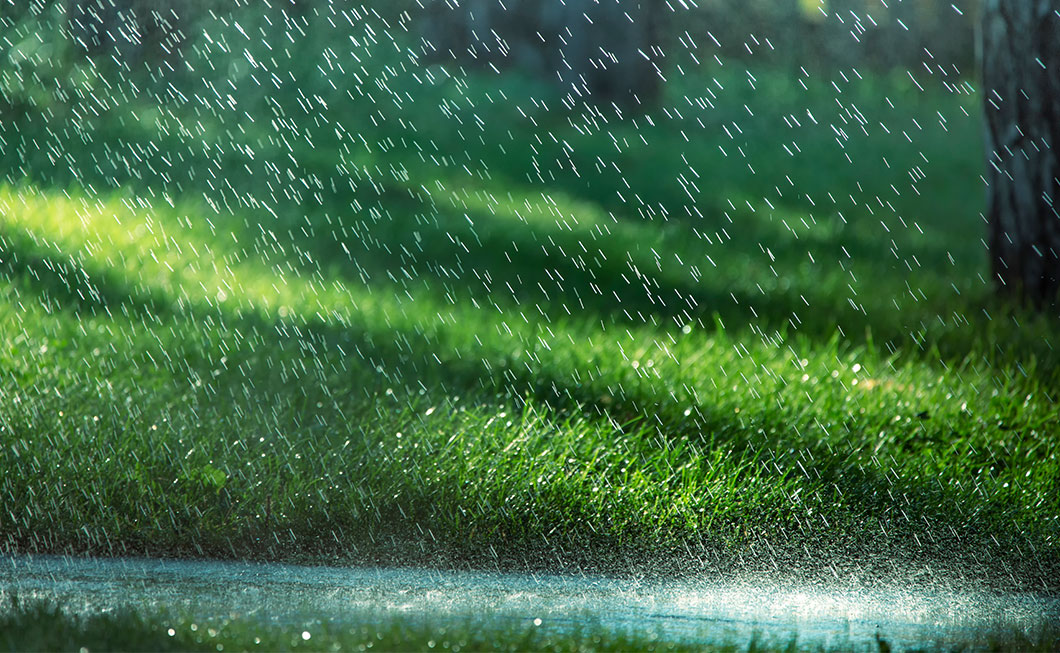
[2,0,977,109]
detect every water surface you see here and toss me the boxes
[2,555,1056,650]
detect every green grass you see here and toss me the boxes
[2,596,1057,653]
[0,597,709,653]
[0,3,1058,590]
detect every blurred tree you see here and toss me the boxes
[421,0,664,110]
[981,0,1060,306]
[65,0,186,67]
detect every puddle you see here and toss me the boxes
[2,555,1057,650]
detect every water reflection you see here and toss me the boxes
[2,555,1056,650]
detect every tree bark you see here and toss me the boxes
[981,0,1060,306]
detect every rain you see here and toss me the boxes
[1,0,1058,650]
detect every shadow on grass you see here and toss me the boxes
[6,107,1049,374]
[0,223,1040,568]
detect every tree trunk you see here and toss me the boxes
[555,0,662,109]
[66,0,185,66]
[981,0,1060,306]
[421,0,664,110]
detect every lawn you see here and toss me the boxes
[0,2,1057,594]
[3,595,1058,652]
[0,596,708,653]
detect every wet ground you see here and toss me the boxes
[2,555,1058,650]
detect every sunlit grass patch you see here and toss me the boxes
[0,178,1056,574]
